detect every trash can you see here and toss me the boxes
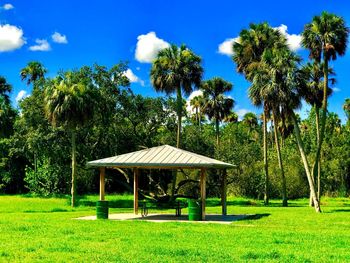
[96,200,109,219]
[188,199,201,221]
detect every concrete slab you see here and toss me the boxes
[75,213,249,224]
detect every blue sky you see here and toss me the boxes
[1,0,350,122]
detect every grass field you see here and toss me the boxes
[1,195,350,262]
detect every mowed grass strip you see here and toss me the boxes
[0,195,350,262]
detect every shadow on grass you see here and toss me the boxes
[206,199,305,208]
[329,209,350,213]
[237,213,271,221]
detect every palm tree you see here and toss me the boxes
[249,47,301,207]
[233,22,286,205]
[300,62,335,203]
[223,111,238,123]
[302,12,349,194]
[190,95,205,127]
[344,98,350,121]
[0,76,12,104]
[20,61,47,87]
[201,77,234,146]
[150,44,203,148]
[44,71,96,207]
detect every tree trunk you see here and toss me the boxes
[215,118,220,146]
[176,86,182,149]
[263,107,269,205]
[311,55,329,198]
[315,106,321,201]
[272,110,287,207]
[291,112,321,212]
[71,130,76,207]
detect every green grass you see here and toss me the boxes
[1,195,350,262]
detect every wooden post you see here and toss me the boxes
[134,168,139,215]
[99,167,105,201]
[200,168,206,220]
[221,169,227,215]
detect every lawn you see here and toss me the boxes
[1,195,350,262]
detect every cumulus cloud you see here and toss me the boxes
[235,108,251,121]
[0,24,25,52]
[29,39,51,51]
[15,90,29,102]
[123,69,145,86]
[3,3,14,10]
[135,32,170,63]
[51,32,68,44]
[218,37,239,56]
[186,90,203,114]
[275,24,302,51]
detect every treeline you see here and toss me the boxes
[0,12,350,211]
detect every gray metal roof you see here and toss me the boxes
[87,145,235,169]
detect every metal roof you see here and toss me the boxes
[87,145,235,169]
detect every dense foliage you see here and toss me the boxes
[0,12,349,206]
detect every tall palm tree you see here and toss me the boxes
[201,77,234,146]
[344,98,350,121]
[249,47,301,207]
[190,95,205,127]
[150,44,203,148]
[44,71,96,207]
[300,62,335,203]
[233,22,286,205]
[20,61,47,87]
[302,12,349,193]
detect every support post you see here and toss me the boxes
[134,168,139,215]
[200,168,206,220]
[99,167,105,201]
[221,169,227,215]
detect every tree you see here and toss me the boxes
[233,22,286,205]
[300,61,335,203]
[44,70,97,207]
[190,95,205,127]
[20,61,47,87]
[150,44,203,148]
[201,77,234,145]
[249,47,301,206]
[302,12,349,200]
[344,98,350,121]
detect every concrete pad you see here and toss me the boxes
[75,213,250,224]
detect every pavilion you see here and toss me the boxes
[87,145,235,220]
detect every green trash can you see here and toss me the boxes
[188,199,201,221]
[96,200,109,219]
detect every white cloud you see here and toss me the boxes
[51,32,68,44]
[123,69,145,86]
[275,24,302,51]
[0,24,25,52]
[218,37,239,56]
[186,90,203,114]
[235,108,250,121]
[332,87,341,93]
[29,39,51,51]
[3,3,14,10]
[135,32,170,63]
[15,90,29,102]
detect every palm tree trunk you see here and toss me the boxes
[291,112,321,212]
[315,106,321,201]
[312,55,328,198]
[215,118,220,146]
[272,110,287,207]
[263,107,269,205]
[71,130,76,207]
[172,86,182,200]
[176,86,182,148]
